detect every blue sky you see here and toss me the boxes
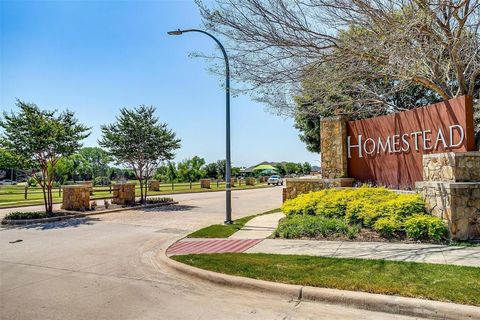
[0,0,318,167]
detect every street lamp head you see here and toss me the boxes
[167,29,183,36]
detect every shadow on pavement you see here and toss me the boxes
[1,217,100,231]
[142,204,197,213]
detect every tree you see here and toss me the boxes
[55,153,91,183]
[302,162,312,175]
[284,162,300,175]
[197,0,479,114]
[99,105,180,202]
[293,67,443,152]
[231,167,241,177]
[0,101,90,212]
[177,156,206,182]
[274,163,287,176]
[215,160,226,180]
[79,147,111,179]
[203,162,219,179]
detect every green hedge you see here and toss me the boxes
[275,215,359,239]
[280,186,447,242]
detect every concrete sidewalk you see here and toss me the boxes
[246,239,480,267]
[229,212,285,239]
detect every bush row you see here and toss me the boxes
[280,186,448,241]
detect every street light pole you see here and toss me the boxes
[168,29,233,224]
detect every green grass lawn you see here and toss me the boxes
[173,253,480,306]
[187,208,281,238]
[0,183,273,208]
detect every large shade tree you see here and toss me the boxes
[197,0,479,107]
[99,106,181,202]
[0,101,90,212]
[197,0,480,147]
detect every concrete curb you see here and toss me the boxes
[1,201,178,225]
[158,242,480,320]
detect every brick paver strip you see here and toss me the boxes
[167,239,263,256]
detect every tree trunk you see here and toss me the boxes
[46,184,53,213]
[144,179,148,202]
[41,184,48,213]
[139,178,144,203]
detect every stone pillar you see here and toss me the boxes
[79,181,93,195]
[62,185,90,211]
[283,178,325,201]
[416,152,480,240]
[148,180,160,191]
[320,116,348,179]
[200,179,211,189]
[112,183,136,206]
[246,177,256,186]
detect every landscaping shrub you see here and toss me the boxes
[3,211,65,220]
[275,215,358,239]
[279,186,447,242]
[404,215,448,242]
[373,216,402,238]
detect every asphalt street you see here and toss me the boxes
[0,187,421,319]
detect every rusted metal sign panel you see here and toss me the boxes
[346,96,475,188]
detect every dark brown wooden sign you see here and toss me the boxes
[346,96,476,188]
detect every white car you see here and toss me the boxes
[0,179,17,185]
[267,175,283,186]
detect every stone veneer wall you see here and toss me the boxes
[283,178,354,202]
[148,180,160,191]
[112,183,136,206]
[416,151,480,240]
[62,185,90,211]
[200,179,211,189]
[320,116,348,179]
[422,152,480,182]
[246,177,256,186]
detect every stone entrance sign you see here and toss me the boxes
[346,96,476,188]
[148,180,160,191]
[112,183,136,205]
[62,185,90,211]
[313,95,479,240]
[200,179,211,189]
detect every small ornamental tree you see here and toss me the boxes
[0,101,90,212]
[99,106,180,202]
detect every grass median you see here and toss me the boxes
[173,253,480,306]
[187,208,281,238]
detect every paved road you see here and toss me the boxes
[1,187,420,320]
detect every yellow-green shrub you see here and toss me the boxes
[404,215,448,242]
[374,216,402,237]
[281,189,334,216]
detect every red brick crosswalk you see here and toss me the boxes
[167,239,263,256]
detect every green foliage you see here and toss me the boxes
[99,105,180,201]
[373,216,402,238]
[79,147,111,179]
[280,186,446,242]
[0,148,27,170]
[93,176,111,186]
[275,215,358,239]
[4,211,64,220]
[203,162,219,179]
[177,156,206,182]
[404,215,448,241]
[55,153,92,183]
[0,100,90,212]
